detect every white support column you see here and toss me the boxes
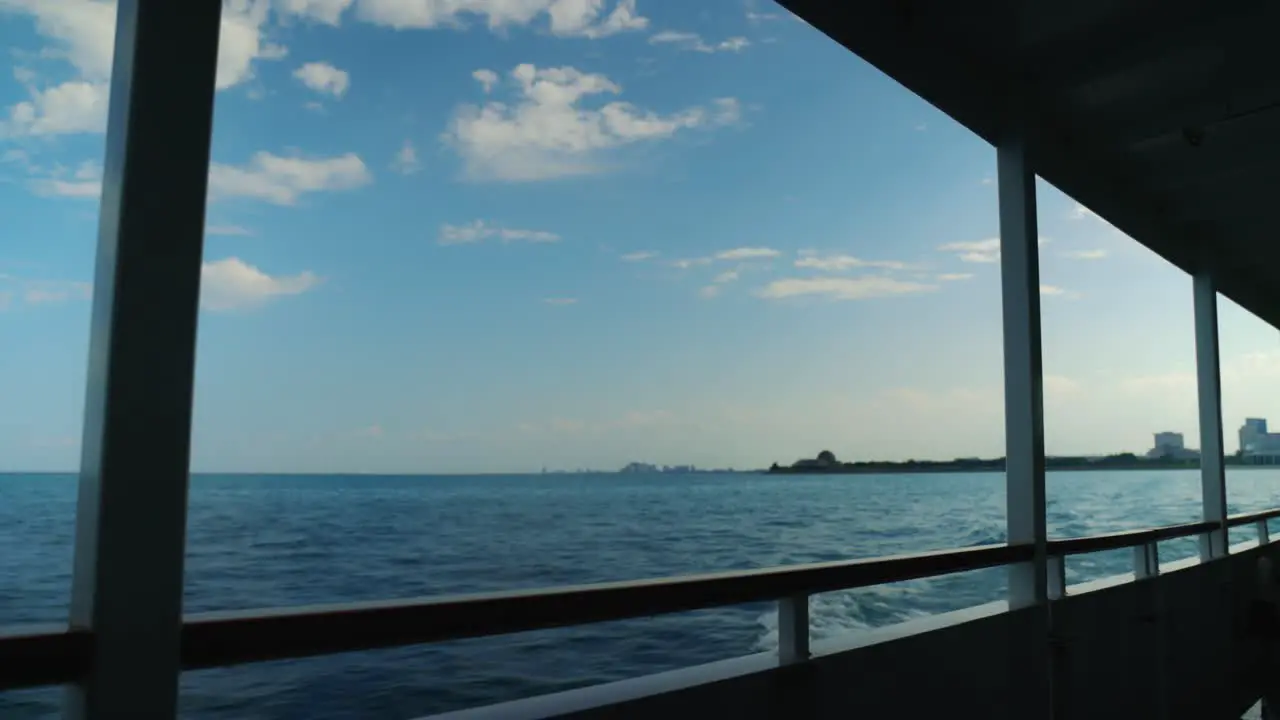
[1194,274,1228,560]
[998,136,1055,720]
[998,137,1048,608]
[1259,521,1271,545]
[66,1,223,717]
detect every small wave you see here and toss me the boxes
[753,584,934,651]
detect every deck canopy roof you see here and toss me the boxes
[781,0,1280,328]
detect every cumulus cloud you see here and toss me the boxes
[293,61,349,97]
[354,0,646,36]
[794,254,907,271]
[937,273,973,281]
[0,0,285,91]
[442,64,740,181]
[209,151,372,205]
[648,30,750,53]
[0,80,108,137]
[200,257,319,310]
[438,220,560,245]
[0,0,286,138]
[620,251,656,262]
[757,276,938,301]
[391,139,421,174]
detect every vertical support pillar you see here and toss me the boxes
[1194,274,1228,560]
[1260,520,1271,546]
[999,137,1048,608]
[998,136,1053,718]
[66,1,223,717]
[777,595,810,664]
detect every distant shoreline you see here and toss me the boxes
[766,463,1213,475]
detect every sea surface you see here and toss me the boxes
[2,469,1278,718]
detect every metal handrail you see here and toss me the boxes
[0,624,92,690]
[1047,520,1218,556]
[1226,507,1280,527]
[181,542,1028,669]
[3,508,1277,691]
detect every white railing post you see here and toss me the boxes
[777,595,810,664]
[1259,521,1271,545]
[1047,554,1066,600]
[1133,542,1160,579]
[1194,274,1228,560]
[65,1,223,717]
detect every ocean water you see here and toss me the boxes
[2,469,1278,718]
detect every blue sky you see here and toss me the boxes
[1,0,1277,474]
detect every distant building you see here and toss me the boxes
[1239,418,1280,464]
[793,450,839,470]
[619,462,658,474]
[1147,432,1198,460]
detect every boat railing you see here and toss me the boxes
[3,506,1278,694]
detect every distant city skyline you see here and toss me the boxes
[1,0,1278,474]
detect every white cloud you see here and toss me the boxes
[1063,249,1108,260]
[937,273,973,281]
[794,254,907,271]
[20,280,91,304]
[442,63,739,181]
[716,247,778,261]
[1040,284,1065,296]
[938,238,1000,263]
[209,151,372,205]
[0,0,286,138]
[472,68,499,93]
[391,139,421,174]
[354,0,647,37]
[543,296,577,305]
[672,257,712,269]
[293,61,350,97]
[200,257,319,311]
[27,159,102,197]
[206,224,255,236]
[746,10,780,22]
[938,237,1048,263]
[438,220,560,245]
[648,30,749,53]
[699,285,720,298]
[0,0,286,89]
[712,269,739,284]
[1069,203,1098,220]
[621,251,655,262]
[1,80,108,137]
[278,0,353,25]
[757,276,938,301]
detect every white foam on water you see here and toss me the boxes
[754,581,935,651]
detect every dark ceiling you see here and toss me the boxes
[779,0,1280,329]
